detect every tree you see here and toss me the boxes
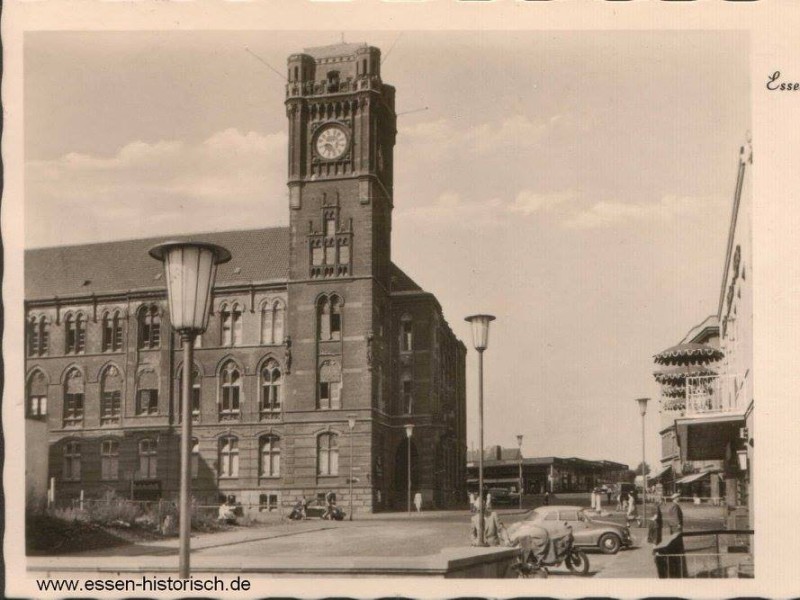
[634,462,651,476]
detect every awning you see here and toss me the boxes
[676,471,711,485]
[675,415,745,461]
[653,343,724,365]
[648,465,672,483]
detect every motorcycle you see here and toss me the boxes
[508,523,590,578]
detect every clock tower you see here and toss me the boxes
[282,43,397,506]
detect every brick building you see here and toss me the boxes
[24,42,467,514]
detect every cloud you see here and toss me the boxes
[397,191,505,228]
[562,194,728,229]
[26,128,288,247]
[401,113,565,158]
[507,189,578,215]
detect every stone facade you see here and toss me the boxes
[24,42,466,515]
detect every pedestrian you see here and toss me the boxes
[653,492,687,578]
[485,492,492,511]
[470,505,508,547]
[543,491,550,506]
[606,488,612,504]
[469,492,477,513]
[626,491,641,527]
[414,492,423,514]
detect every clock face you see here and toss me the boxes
[315,126,348,160]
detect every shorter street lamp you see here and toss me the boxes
[465,313,495,546]
[405,423,414,516]
[348,414,356,521]
[635,397,650,523]
[517,434,524,510]
[149,240,231,579]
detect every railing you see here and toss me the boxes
[685,374,742,416]
[657,529,753,578]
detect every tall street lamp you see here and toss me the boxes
[635,397,650,526]
[405,424,414,516]
[149,241,231,579]
[517,434,524,510]
[348,414,356,521]
[465,313,495,546]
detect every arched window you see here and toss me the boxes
[317,295,342,342]
[317,433,339,476]
[27,316,50,357]
[27,370,48,418]
[63,441,81,481]
[138,439,158,479]
[219,361,241,420]
[219,435,239,478]
[260,359,282,419]
[138,305,161,349]
[100,365,122,425]
[319,361,342,410]
[221,303,243,347]
[401,315,413,352]
[63,368,84,426]
[102,311,123,352]
[260,435,281,477]
[65,313,86,354]
[178,364,201,420]
[100,439,119,480]
[136,369,159,415]
[260,300,286,345]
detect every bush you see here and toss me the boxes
[86,497,143,526]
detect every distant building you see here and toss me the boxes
[466,446,628,494]
[653,140,752,527]
[24,42,467,514]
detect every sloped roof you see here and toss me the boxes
[390,263,423,293]
[25,228,291,300]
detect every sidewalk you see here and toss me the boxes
[596,528,656,578]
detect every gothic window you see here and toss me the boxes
[27,316,50,357]
[221,303,243,347]
[260,435,281,477]
[219,361,241,420]
[260,359,282,419]
[65,313,86,354]
[100,440,119,480]
[401,315,413,352]
[27,370,48,418]
[317,433,339,476]
[319,361,342,410]
[309,206,351,278]
[138,306,161,350]
[261,300,285,345]
[178,365,201,420]
[330,296,342,340]
[63,368,84,426]
[63,441,81,481]
[339,242,350,266]
[136,369,159,415]
[138,439,158,479]
[100,365,122,425]
[219,436,239,478]
[102,310,124,352]
[312,244,324,267]
[402,376,413,415]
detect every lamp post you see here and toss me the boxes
[405,424,414,516]
[149,241,231,579]
[635,397,649,525]
[348,414,356,521]
[516,434,524,510]
[465,314,495,546]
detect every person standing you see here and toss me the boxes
[654,492,687,577]
[485,492,493,512]
[414,492,423,514]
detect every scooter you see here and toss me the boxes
[510,525,590,578]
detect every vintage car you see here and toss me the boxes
[515,505,632,554]
[300,499,346,520]
[487,487,519,506]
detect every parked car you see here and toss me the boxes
[513,505,632,554]
[487,487,518,506]
[301,499,346,520]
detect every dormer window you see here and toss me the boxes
[326,70,340,92]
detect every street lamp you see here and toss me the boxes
[149,241,231,579]
[405,424,414,516]
[517,434,524,510]
[465,313,495,546]
[635,397,649,526]
[348,414,356,521]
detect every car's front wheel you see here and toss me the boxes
[599,533,621,554]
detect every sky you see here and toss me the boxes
[24,30,750,469]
